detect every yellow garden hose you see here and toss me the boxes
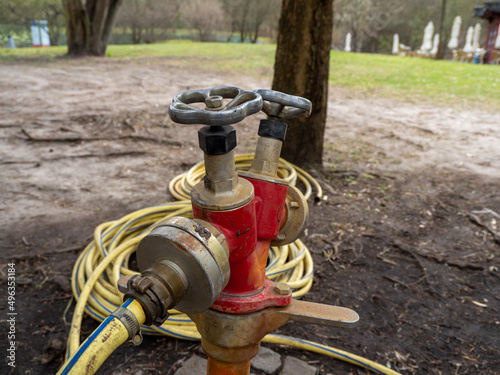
[64,155,400,375]
[58,299,146,375]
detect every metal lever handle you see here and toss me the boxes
[274,299,359,329]
[169,86,263,126]
[254,89,312,119]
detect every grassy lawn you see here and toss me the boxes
[330,52,499,108]
[1,41,498,109]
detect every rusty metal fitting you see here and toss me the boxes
[190,300,358,371]
[118,260,187,327]
[273,282,291,295]
[246,136,284,178]
[271,185,309,247]
[192,151,254,211]
[136,217,230,314]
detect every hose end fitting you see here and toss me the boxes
[111,304,143,345]
[118,260,188,326]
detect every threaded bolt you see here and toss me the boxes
[274,282,291,295]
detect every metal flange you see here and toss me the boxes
[136,217,229,314]
[271,185,309,247]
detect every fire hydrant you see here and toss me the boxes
[119,87,358,375]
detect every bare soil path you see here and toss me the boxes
[1,58,499,375]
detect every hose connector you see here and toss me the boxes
[111,304,143,345]
[118,260,187,326]
[125,217,230,319]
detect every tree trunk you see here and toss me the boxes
[63,0,123,57]
[435,0,447,60]
[272,0,333,170]
[239,1,250,43]
[63,0,89,56]
[251,21,261,43]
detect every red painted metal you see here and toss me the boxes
[211,278,291,313]
[192,200,260,295]
[192,175,290,313]
[244,177,288,239]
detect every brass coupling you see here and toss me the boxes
[118,260,188,326]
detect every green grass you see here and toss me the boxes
[1,41,498,109]
[106,41,276,71]
[329,52,500,108]
[0,45,67,61]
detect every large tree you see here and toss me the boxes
[62,0,123,56]
[272,0,334,170]
[435,0,448,59]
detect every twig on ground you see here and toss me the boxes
[392,240,433,287]
[21,127,178,144]
[166,357,187,375]
[45,245,85,255]
[1,151,150,165]
[383,275,410,289]
[471,208,500,220]
[62,298,73,326]
[39,294,72,302]
[8,245,84,261]
[467,213,500,246]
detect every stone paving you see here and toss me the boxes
[174,345,319,375]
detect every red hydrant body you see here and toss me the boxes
[192,175,290,313]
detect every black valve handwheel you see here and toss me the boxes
[254,89,312,119]
[169,86,263,126]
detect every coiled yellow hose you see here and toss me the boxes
[66,155,400,375]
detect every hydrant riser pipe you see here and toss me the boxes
[207,357,251,375]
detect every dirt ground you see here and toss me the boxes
[1,57,499,375]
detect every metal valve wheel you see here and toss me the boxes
[169,86,263,126]
[254,89,312,119]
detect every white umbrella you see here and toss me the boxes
[496,23,500,49]
[392,33,399,54]
[463,26,474,53]
[431,33,439,55]
[472,23,481,50]
[448,16,461,50]
[421,21,434,52]
[345,33,352,52]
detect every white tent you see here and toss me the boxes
[344,33,352,52]
[472,23,482,50]
[463,26,474,53]
[430,34,440,55]
[420,21,434,52]
[448,16,461,50]
[345,33,352,52]
[496,23,500,49]
[392,34,399,54]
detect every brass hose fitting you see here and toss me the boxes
[119,217,230,325]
